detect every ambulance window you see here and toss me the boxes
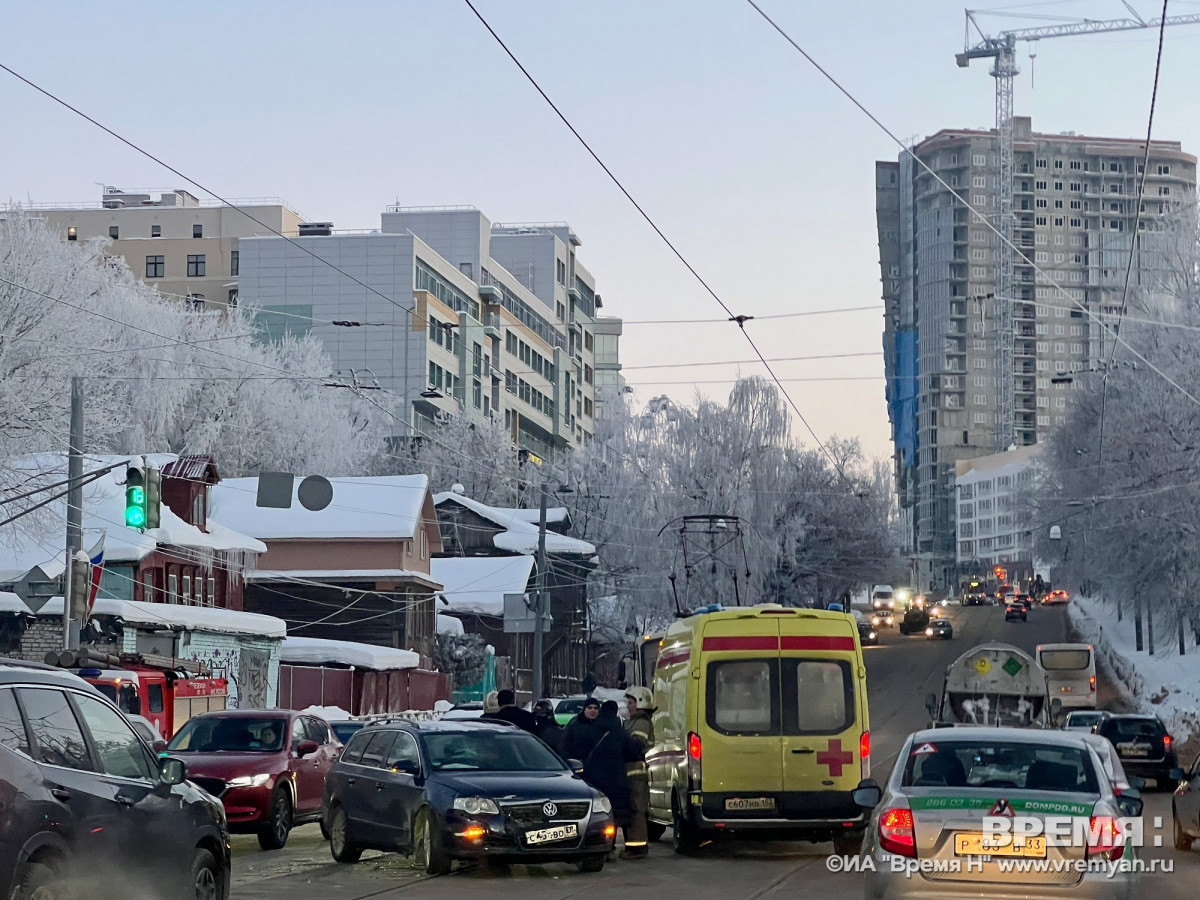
[707,660,778,734]
[148,684,164,714]
[782,660,853,735]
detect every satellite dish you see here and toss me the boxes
[297,475,334,511]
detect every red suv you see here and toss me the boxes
[167,709,341,849]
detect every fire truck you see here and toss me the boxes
[47,647,228,741]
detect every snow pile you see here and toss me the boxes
[433,491,595,556]
[37,596,286,638]
[0,592,30,614]
[436,613,464,635]
[302,705,352,721]
[430,556,535,615]
[281,636,419,670]
[1070,595,1200,741]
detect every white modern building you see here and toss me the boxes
[238,206,613,457]
[954,443,1043,574]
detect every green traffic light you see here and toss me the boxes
[126,484,147,528]
[126,506,147,528]
[129,486,145,503]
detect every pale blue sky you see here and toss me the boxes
[6,0,1200,460]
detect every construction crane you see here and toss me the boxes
[956,5,1200,452]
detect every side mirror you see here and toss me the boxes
[925,694,938,717]
[1170,768,1184,782]
[1050,698,1063,718]
[1119,790,1143,818]
[853,779,882,809]
[567,758,585,775]
[159,756,187,786]
[296,739,319,758]
[152,739,168,754]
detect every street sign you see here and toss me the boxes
[256,472,295,508]
[503,592,552,633]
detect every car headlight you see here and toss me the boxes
[925,628,933,636]
[593,795,612,814]
[453,796,500,815]
[227,773,272,788]
[868,631,876,640]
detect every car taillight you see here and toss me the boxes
[860,731,871,779]
[1089,675,1096,691]
[688,732,702,761]
[1087,815,1124,861]
[1164,734,1173,751]
[879,807,916,857]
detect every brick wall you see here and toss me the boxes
[15,619,121,664]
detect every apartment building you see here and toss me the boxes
[237,205,609,457]
[591,316,627,418]
[955,443,1042,577]
[28,186,308,311]
[878,117,1196,590]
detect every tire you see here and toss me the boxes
[577,853,606,872]
[10,860,62,900]
[329,805,363,863]
[413,807,452,875]
[672,795,702,856]
[257,788,293,851]
[833,830,864,855]
[1174,808,1193,851]
[190,848,223,900]
[647,821,667,842]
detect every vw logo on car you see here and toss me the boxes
[543,802,559,817]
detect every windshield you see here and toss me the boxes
[1101,718,1164,740]
[1040,650,1091,670]
[168,716,287,752]
[92,683,141,716]
[904,740,1099,793]
[1066,712,1104,727]
[423,731,567,772]
[556,698,588,715]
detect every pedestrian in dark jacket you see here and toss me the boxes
[483,689,537,734]
[531,699,564,753]
[561,697,605,762]
[575,700,633,830]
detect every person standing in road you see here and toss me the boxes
[532,699,564,753]
[562,698,635,837]
[486,689,537,733]
[561,697,604,761]
[622,687,655,859]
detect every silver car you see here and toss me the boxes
[861,727,1140,900]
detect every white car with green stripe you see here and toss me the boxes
[859,727,1140,900]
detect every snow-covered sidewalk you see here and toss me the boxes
[1069,595,1200,742]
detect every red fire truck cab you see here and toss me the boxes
[48,649,228,740]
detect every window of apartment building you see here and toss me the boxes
[1036,199,1048,208]
[1035,251,1048,263]
[971,266,987,278]
[1069,217,1082,227]
[1109,183,1122,193]
[1036,158,1047,168]
[971,249,986,260]
[1035,180,1047,190]
[187,254,206,277]
[584,331,593,352]
[973,376,988,387]
[583,364,593,385]
[1070,343,1083,354]
[1054,199,1064,209]
[1055,396,1067,409]
[1055,306,1067,317]
[973,358,987,368]
[1158,164,1171,175]
[1053,324,1064,336]
[1036,359,1049,371]
[145,255,165,278]
[167,574,178,604]
[1054,342,1066,353]
[556,302,566,321]
[1035,233,1047,245]
[972,153,986,165]
[1158,185,1171,196]
[192,224,203,238]
[67,226,77,241]
[1054,217,1064,227]
[1108,220,1123,231]
[1054,160,1064,169]
[1069,182,1081,192]
[1036,396,1049,408]
[1036,341,1049,353]
[187,294,204,310]
[1036,323,1048,335]
[1069,325,1083,336]
[472,342,482,376]
[973,194,987,206]
[108,225,119,240]
[230,250,239,276]
[1109,202,1122,212]
[971,339,986,351]
[472,379,482,409]
[972,394,986,406]
[1054,181,1063,191]
[151,224,161,238]
[556,258,566,285]
[1036,377,1048,389]
[584,397,594,418]
[1036,215,1047,225]
[972,176,986,188]
[1109,162,1123,172]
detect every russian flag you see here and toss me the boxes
[86,534,105,617]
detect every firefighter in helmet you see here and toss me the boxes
[622,686,656,858]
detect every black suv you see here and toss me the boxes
[1095,714,1178,790]
[323,719,615,874]
[0,658,230,900]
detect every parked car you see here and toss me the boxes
[331,720,366,744]
[441,702,486,721]
[870,609,894,629]
[1170,752,1200,850]
[167,708,342,849]
[857,620,879,646]
[1005,602,1027,622]
[924,618,953,640]
[0,657,230,900]
[551,695,592,725]
[1061,710,1109,733]
[1018,594,1034,612]
[126,713,168,753]
[1043,589,1071,605]
[1094,714,1178,790]
[323,719,616,873]
[1080,732,1145,817]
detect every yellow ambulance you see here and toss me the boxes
[646,604,873,854]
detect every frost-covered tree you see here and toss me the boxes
[396,412,520,505]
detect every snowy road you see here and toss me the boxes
[228,604,1200,899]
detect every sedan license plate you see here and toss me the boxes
[1119,744,1151,757]
[525,823,578,845]
[955,833,1047,857]
[725,797,776,811]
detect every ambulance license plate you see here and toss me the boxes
[525,824,577,845]
[725,797,776,811]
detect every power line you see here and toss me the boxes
[628,376,880,386]
[622,351,879,371]
[620,306,883,325]
[461,0,848,482]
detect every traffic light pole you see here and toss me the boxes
[64,376,84,651]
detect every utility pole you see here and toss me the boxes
[532,481,548,702]
[64,376,84,651]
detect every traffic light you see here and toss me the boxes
[68,551,91,621]
[125,457,147,529]
[145,466,162,529]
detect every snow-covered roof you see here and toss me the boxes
[302,705,352,721]
[0,454,264,577]
[281,636,419,670]
[0,592,30,614]
[429,556,536,615]
[245,568,437,584]
[211,475,431,541]
[495,506,570,526]
[433,492,595,556]
[37,596,286,638]
[437,613,464,635]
